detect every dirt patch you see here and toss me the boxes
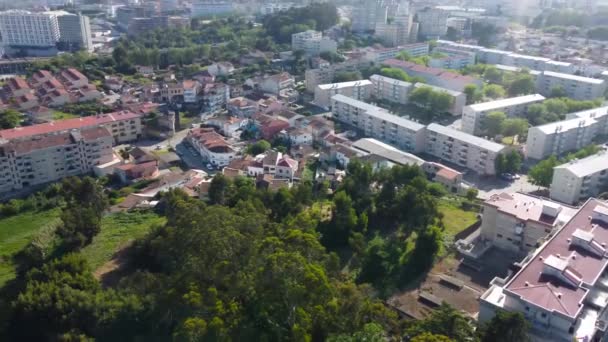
[93,245,132,288]
[388,248,518,319]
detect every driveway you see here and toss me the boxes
[464,173,546,200]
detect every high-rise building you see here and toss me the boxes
[351,0,387,33]
[414,7,448,40]
[55,12,93,52]
[191,0,234,18]
[0,10,59,48]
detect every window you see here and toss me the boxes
[497,234,503,238]
[525,306,529,311]
[541,312,547,318]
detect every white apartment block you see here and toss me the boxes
[462,94,546,135]
[331,94,426,153]
[479,199,608,342]
[0,127,113,193]
[480,192,577,253]
[369,74,413,105]
[429,47,476,70]
[525,106,608,160]
[550,153,608,205]
[415,7,448,39]
[314,80,372,109]
[0,10,60,47]
[436,40,578,74]
[412,83,466,116]
[186,127,235,166]
[291,30,321,51]
[190,0,234,18]
[363,42,430,63]
[305,58,372,93]
[537,71,606,101]
[426,123,506,175]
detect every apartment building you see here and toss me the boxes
[54,11,93,52]
[537,71,606,101]
[291,30,337,57]
[331,94,426,153]
[0,111,143,144]
[374,14,413,47]
[186,127,235,166]
[351,0,386,33]
[525,106,608,160]
[462,94,546,135]
[363,43,430,64]
[383,59,483,91]
[429,47,476,70]
[314,80,372,108]
[480,192,577,253]
[0,127,113,193]
[436,40,577,74]
[369,74,413,104]
[550,153,608,205]
[412,83,466,116]
[0,10,59,48]
[415,7,448,39]
[426,123,506,175]
[479,199,608,342]
[305,58,371,93]
[191,0,234,18]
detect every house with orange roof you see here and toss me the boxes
[186,127,236,166]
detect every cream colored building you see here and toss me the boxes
[369,74,413,105]
[291,30,337,57]
[314,80,372,109]
[480,192,577,253]
[537,71,606,101]
[0,127,113,193]
[550,153,608,205]
[425,123,505,175]
[462,94,545,135]
[525,106,608,160]
[331,94,426,153]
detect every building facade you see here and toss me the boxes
[314,80,372,109]
[462,94,546,135]
[369,74,413,105]
[331,94,426,153]
[550,153,608,205]
[537,71,606,101]
[0,10,59,48]
[426,123,506,175]
[0,127,113,193]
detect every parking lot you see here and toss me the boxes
[464,173,545,200]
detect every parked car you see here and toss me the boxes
[500,173,515,181]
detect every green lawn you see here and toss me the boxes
[438,198,479,238]
[0,209,61,286]
[52,111,80,120]
[81,211,166,270]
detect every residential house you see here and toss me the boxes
[207,62,235,77]
[186,127,235,166]
[227,97,258,117]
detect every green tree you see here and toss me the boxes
[379,67,411,82]
[528,155,559,187]
[327,323,385,342]
[208,173,231,205]
[500,118,528,140]
[479,310,529,342]
[504,150,522,173]
[464,84,478,105]
[0,109,22,128]
[508,74,535,96]
[411,332,453,342]
[406,303,476,341]
[465,188,479,201]
[483,84,506,99]
[246,140,271,155]
[550,86,567,98]
[334,71,362,82]
[55,177,108,250]
[483,66,503,84]
[482,111,506,136]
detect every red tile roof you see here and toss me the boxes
[505,199,608,319]
[0,111,141,140]
[8,77,30,90]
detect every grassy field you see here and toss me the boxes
[81,211,166,270]
[52,111,80,120]
[0,209,61,286]
[437,197,479,238]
